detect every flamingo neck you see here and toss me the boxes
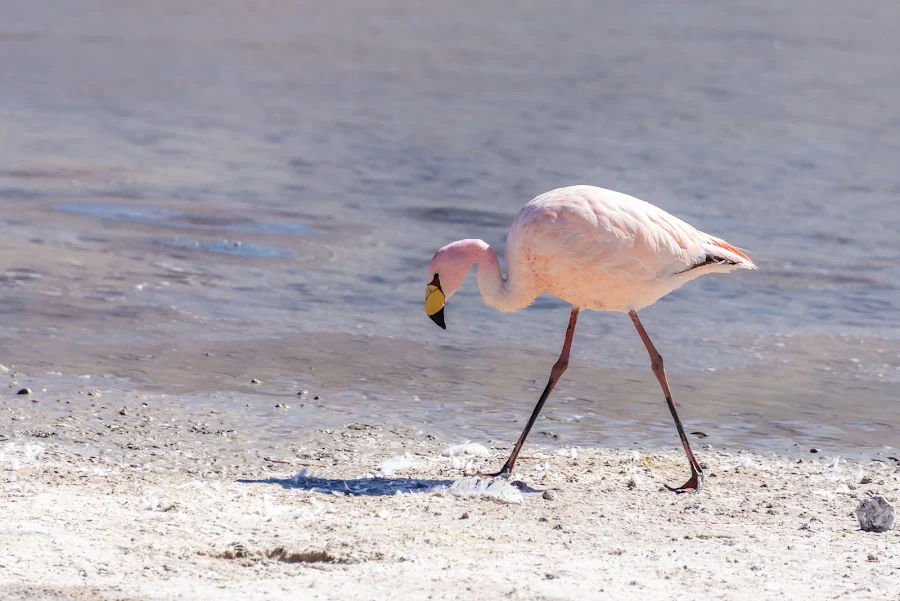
[461,240,532,313]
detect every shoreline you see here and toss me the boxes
[2,389,899,601]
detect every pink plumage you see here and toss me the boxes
[425,185,756,492]
[430,185,755,314]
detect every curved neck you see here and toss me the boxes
[460,239,533,313]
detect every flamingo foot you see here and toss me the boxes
[666,471,703,494]
[477,465,513,480]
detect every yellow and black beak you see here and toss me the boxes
[425,274,446,329]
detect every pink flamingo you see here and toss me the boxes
[425,185,756,492]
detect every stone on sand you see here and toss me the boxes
[854,496,895,533]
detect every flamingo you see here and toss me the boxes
[424,185,756,492]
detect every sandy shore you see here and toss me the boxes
[1,380,898,601]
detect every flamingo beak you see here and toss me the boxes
[425,275,446,330]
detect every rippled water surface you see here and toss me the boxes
[2,1,899,456]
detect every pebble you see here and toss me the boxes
[809,448,819,454]
[119,408,128,416]
[251,379,261,385]
[867,554,879,562]
[855,496,895,533]
[297,390,308,397]
[275,403,288,409]
[542,490,557,501]
[16,388,31,395]
[460,511,470,520]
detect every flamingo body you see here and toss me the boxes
[502,185,756,312]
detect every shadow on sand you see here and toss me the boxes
[237,469,546,498]
[237,470,454,497]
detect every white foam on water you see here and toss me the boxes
[556,447,579,459]
[446,477,523,505]
[379,453,413,476]
[442,443,490,458]
[0,443,46,471]
[833,482,851,494]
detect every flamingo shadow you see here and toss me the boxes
[237,471,454,497]
[237,470,547,498]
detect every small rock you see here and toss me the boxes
[275,403,288,409]
[119,408,128,416]
[87,389,100,397]
[542,490,557,501]
[16,388,31,395]
[460,511,470,520]
[855,496,895,532]
[251,378,261,385]
[297,390,308,397]
[867,554,879,562]
[809,448,819,454]
[860,475,873,485]
[314,395,320,400]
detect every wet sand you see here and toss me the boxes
[2,370,899,601]
[4,329,900,459]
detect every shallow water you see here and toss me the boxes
[1,1,898,456]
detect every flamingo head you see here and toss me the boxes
[425,241,473,329]
[424,273,446,329]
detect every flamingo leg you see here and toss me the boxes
[628,310,703,493]
[488,307,580,479]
